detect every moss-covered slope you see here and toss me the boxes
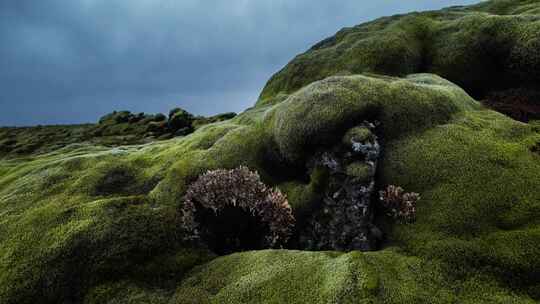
[1,73,539,303]
[0,110,236,158]
[258,0,540,121]
[1,0,540,303]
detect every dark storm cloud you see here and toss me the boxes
[0,0,480,126]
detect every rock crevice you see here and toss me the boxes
[299,121,383,251]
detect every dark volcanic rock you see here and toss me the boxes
[299,121,382,251]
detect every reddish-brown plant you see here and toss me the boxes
[379,185,419,223]
[181,166,295,253]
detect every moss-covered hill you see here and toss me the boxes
[1,1,540,303]
[259,0,540,122]
[0,110,236,158]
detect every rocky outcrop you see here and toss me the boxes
[299,121,383,251]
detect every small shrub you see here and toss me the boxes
[181,166,295,254]
[379,185,419,223]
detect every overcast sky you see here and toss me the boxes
[0,0,480,126]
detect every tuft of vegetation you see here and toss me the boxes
[181,166,295,254]
[379,185,420,223]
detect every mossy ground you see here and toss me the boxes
[0,112,235,159]
[1,0,540,303]
[1,72,538,303]
[258,0,540,120]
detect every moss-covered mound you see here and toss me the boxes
[1,0,540,303]
[1,72,539,303]
[258,0,540,121]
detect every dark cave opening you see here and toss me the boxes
[194,204,271,255]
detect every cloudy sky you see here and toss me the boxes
[0,0,480,126]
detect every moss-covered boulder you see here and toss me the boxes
[1,0,540,303]
[1,72,539,303]
[269,74,474,164]
[258,0,540,121]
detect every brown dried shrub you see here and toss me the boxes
[379,185,420,223]
[181,166,295,254]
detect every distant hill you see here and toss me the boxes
[0,109,235,158]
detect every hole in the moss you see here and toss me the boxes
[194,204,270,255]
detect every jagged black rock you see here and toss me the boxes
[299,121,383,251]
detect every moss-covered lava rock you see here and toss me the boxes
[0,109,236,159]
[1,0,540,303]
[258,0,540,122]
[2,71,539,303]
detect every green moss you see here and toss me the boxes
[345,162,372,182]
[2,72,537,302]
[83,280,171,304]
[268,74,476,162]
[2,1,540,303]
[79,249,537,303]
[0,111,238,159]
[2,70,538,302]
[467,0,540,15]
[258,2,540,103]
[192,112,237,129]
[0,192,190,302]
[0,125,94,157]
[173,250,376,303]
[83,248,216,303]
[278,166,328,219]
[380,109,540,291]
[168,249,535,303]
[342,126,373,145]
[0,131,243,302]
